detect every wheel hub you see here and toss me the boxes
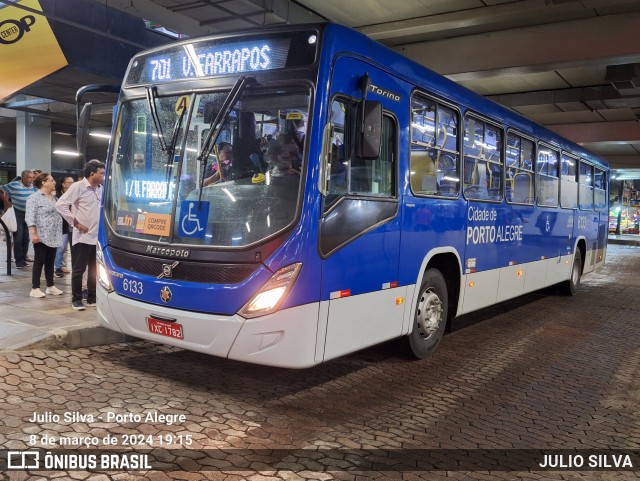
[416,289,443,340]
[572,258,580,285]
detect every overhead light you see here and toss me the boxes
[53,150,80,156]
[52,131,73,136]
[89,132,111,139]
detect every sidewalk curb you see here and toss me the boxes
[608,237,640,246]
[17,326,136,351]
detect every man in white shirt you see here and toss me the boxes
[55,160,105,311]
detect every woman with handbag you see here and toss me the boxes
[25,173,64,298]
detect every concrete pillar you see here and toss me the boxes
[16,111,51,174]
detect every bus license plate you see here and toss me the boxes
[147,317,184,340]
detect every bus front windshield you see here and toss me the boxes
[105,85,310,248]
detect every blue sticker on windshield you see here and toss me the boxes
[179,200,209,238]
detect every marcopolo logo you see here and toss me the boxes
[0,15,36,45]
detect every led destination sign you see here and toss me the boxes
[127,36,296,85]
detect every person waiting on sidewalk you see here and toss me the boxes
[0,170,36,269]
[54,175,74,277]
[55,160,105,311]
[25,173,64,298]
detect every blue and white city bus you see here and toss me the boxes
[92,23,609,368]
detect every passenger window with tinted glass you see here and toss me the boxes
[536,146,559,207]
[463,116,503,201]
[579,161,594,210]
[560,153,578,209]
[325,98,396,210]
[410,94,459,197]
[594,168,607,212]
[506,133,534,204]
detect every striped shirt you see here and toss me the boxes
[0,180,36,212]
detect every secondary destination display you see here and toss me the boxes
[125,32,311,85]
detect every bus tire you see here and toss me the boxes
[561,252,582,296]
[408,268,448,359]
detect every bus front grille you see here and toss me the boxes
[109,248,258,284]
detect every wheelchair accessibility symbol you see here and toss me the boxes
[179,201,209,238]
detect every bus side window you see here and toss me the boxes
[351,116,395,195]
[536,145,559,207]
[325,98,396,209]
[594,167,607,212]
[325,100,348,206]
[463,116,503,201]
[560,153,578,209]
[410,94,459,197]
[506,133,534,205]
[579,160,594,210]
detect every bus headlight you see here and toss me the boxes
[96,242,113,292]
[240,263,302,318]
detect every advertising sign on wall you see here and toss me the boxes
[0,0,68,101]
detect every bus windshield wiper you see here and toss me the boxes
[164,105,187,185]
[197,76,254,164]
[197,76,255,204]
[145,86,168,152]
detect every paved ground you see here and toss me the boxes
[0,233,127,350]
[0,243,639,480]
[0,231,637,351]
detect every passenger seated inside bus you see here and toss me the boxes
[266,142,300,177]
[203,142,233,186]
[276,132,302,170]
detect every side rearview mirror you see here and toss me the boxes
[356,100,382,159]
[75,84,120,158]
[76,102,92,156]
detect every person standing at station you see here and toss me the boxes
[0,169,36,269]
[25,173,63,298]
[55,160,105,311]
[54,175,75,277]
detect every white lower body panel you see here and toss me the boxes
[460,254,574,315]
[545,255,571,286]
[595,246,606,270]
[496,264,525,303]
[97,286,321,368]
[585,245,606,274]
[322,286,407,362]
[523,260,546,293]
[461,269,500,313]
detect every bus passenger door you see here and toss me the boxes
[318,94,404,362]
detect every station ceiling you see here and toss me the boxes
[2,0,640,179]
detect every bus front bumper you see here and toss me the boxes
[97,287,321,368]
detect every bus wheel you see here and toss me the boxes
[561,252,582,296]
[408,268,448,359]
